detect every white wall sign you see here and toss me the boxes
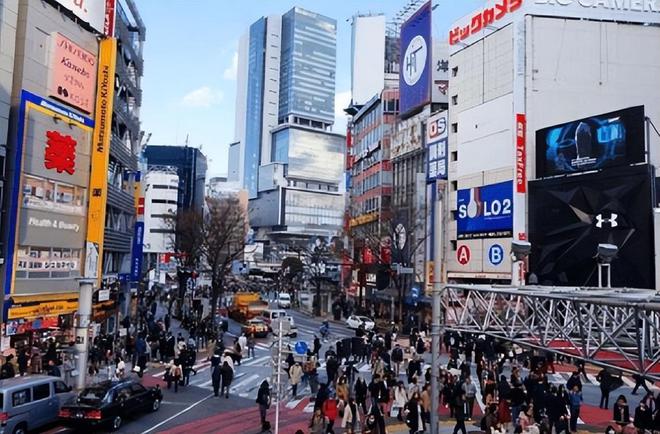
[54,0,106,33]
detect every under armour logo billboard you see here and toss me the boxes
[595,213,618,228]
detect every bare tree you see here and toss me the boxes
[169,197,247,325]
[349,207,427,322]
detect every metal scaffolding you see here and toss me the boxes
[441,284,660,380]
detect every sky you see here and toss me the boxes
[137,0,486,177]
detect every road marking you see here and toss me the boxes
[140,393,214,434]
[303,402,315,413]
[621,376,636,388]
[243,355,270,367]
[286,398,304,409]
[587,374,600,385]
[230,373,260,392]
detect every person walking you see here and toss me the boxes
[341,397,359,434]
[256,380,271,430]
[289,362,303,398]
[597,368,612,409]
[309,408,327,434]
[238,333,247,358]
[452,393,467,434]
[568,385,582,433]
[211,364,221,397]
[220,360,233,398]
[391,344,404,377]
[166,359,182,393]
[17,349,28,377]
[405,392,425,434]
[462,377,477,421]
[393,381,408,421]
[322,393,339,433]
[247,333,256,359]
[355,376,368,414]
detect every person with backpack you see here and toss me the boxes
[220,360,233,398]
[256,380,271,430]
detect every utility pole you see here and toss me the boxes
[430,182,445,434]
[272,319,287,434]
[75,278,95,389]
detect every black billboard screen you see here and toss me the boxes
[529,165,655,289]
[535,106,645,178]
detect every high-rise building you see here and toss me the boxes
[232,7,344,244]
[142,168,179,269]
[143,145,208,215]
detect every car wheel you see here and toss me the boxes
[12,424,27,434]
[152,398,161,412]
[112,415,123,431]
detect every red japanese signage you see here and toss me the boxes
[44,131,77,175]
[449,0,524,46]
[104,0,116,37]
[515,113,526,193]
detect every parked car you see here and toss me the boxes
[0,375,74,434]
[346,315,375,331]
[277,292,292,308]
[59,379,162,431]
[241,318,270,338]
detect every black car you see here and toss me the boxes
[59,379,162,431]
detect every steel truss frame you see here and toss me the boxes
[441,285,660,380]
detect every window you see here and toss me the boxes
[115,387,132,402]
[451,181,458,191]
[451,95,458,106]
[54,381,69,394]
[451,240,457,251]
[130,383,146,396]
[33,383,50,401]
[452,66,458,77]
[451,123,458,133]
[12,389,31,407]
[451,151,458,162]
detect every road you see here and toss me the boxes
[41,306,660,433]
[42,307,359,434]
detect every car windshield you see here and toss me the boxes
[78,387,109,403]
[359,316,371,321]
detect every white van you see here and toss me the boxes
[261,308,287,326]
[277,292,292,308]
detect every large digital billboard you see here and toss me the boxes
[399,1,432,116]
[529,164,655,289]
[535,106,645,178]
[457,180,513,239]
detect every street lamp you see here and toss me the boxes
[511,240,531,287]
[596,243,618,288]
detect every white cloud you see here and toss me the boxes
[223,52,238,80]
[181,86,224,108]
[333,90,352,134]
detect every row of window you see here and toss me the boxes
[10,381,70,408]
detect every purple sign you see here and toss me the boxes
[399,1,432,116]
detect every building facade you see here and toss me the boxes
[143,145,208,215]
[446,2,660,289]
[142,168,179,269]
[232,7,344,246]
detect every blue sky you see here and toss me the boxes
[137,0,485,177]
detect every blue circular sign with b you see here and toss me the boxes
[294,341,308,355]
[488,244,504,266]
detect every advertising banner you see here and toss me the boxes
[536,106,645,178]
[516,114,526,193]
[529,164,655,289]
[5,90,93,297]
[130,171,145,283]
[457,180,513,239]
[86,38,117,283]
[54,0,107,33]
[427,111,448,181]
[104,0,116,37]
[399,1,432,116]
[432,41,449,105]
[48,33,97,113]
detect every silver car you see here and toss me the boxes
[0,375,74,434]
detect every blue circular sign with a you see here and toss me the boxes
[488,244,504,266]
[410,286,420,300]
[294,341,308,355]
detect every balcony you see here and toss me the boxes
[115,17,143,73]
[104,228,132,253]
[113,96,140,133]
[110,134,137,170]
[115,58,142,106]
[107,184,135,213]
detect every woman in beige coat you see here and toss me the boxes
[289,362,303,398]
[341,397,360,434]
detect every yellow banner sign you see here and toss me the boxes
[85,38,117,285]
[8,300,78,320]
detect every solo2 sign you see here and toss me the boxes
[457,180,513,239]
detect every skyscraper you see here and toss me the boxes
[232,7,344,244]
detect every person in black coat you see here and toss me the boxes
[452,393,467,434]
[312,336,321,357]
[405,393,426,434]
[565,371,582,392]
[220,361,233,398]
[256,380,271,429]
[597,369,612,409]
[546,387,568,434]
[354,377,368,413]
[634,402,652,432]
[613,395,630,427]
[211,365,221,397]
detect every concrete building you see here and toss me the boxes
[143,168,179,268]
[232,7,344,245]
[143,145,208,215]
[445,2,660,289]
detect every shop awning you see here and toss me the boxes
[10,292,78,304]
